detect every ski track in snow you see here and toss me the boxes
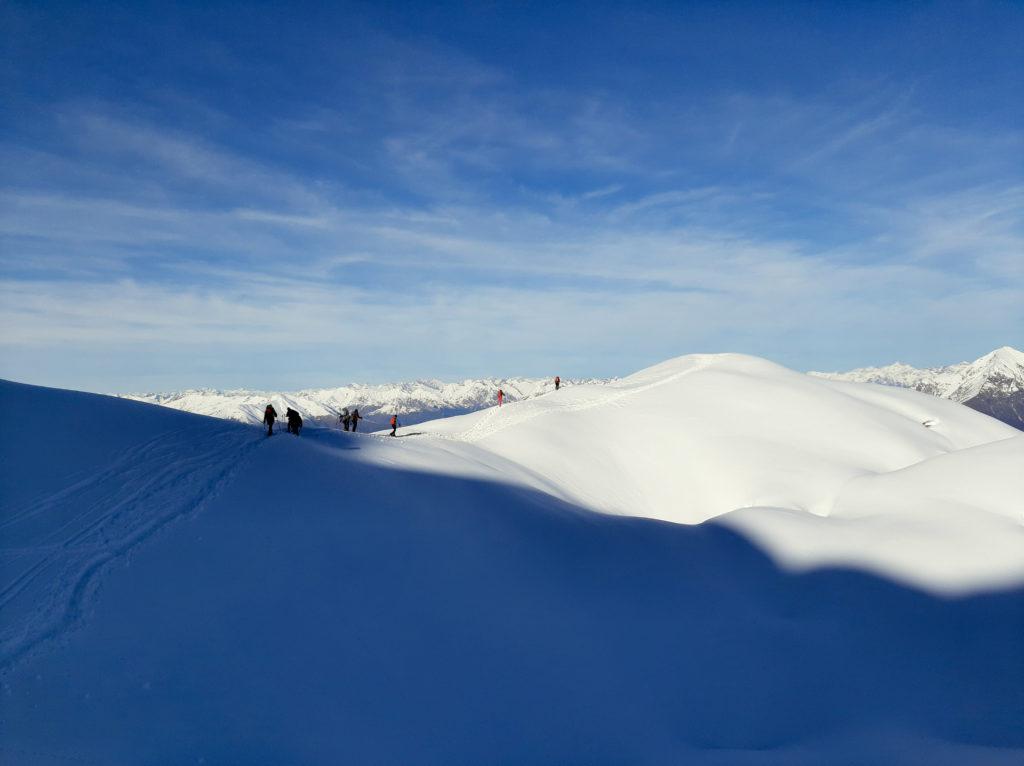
[0,423,262,672]
[455,356,714,443]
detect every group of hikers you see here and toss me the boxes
[262,404,303,436]
[260,404,387,437]
[338,407,364,432]
[263,376,563,436]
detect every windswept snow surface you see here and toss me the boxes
[2,355,1023,764]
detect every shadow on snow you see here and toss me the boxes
[1,380,1022,764]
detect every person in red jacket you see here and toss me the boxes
[389,414,399,437]
[554,376,561,391]
[497,389,504,407]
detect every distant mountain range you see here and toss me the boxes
[123,376,607,432]
[123,347,1024,433]
[811,346,1024,430]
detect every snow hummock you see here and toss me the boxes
[2,353,1023,763]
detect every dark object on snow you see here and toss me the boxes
[264,404,278,436]
[390,414,399,437]
[285,407,303,435]
[340,407,351,432]
[351,409,363,432]
[555,376,560,391]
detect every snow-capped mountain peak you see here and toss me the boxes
[975,345,1024,378]
[810,346,1024,430]
[947,345,1024,401]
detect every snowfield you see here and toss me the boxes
[2,353,1023,764]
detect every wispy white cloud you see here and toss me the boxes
[3,246,1018,384]
[2,63,1022,388]
[231,209,332,229]
[580,184,623,201]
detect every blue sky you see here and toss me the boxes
[1,1,1022,391]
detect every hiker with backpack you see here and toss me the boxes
[389,414,399,437]
[554,376,561,391]
[263,404,278,436]
[350,409,363,432]
[340,407,351,431]
[285,407,303,435]
[498,389,504,407]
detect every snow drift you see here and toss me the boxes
[2,353,1023,764]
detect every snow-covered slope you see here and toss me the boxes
[122,376,604,431]
[3,355,1023,764]
[400,353,1023,591]
[811,346,1024,430]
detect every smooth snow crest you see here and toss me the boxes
[377,352,1024,592]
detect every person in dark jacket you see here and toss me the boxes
[263,404,278,436]
[285,407,303,435]
[351,409,363,432]
[340,407,351,431]
[389,414,399,437]
[554,376,561,391]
